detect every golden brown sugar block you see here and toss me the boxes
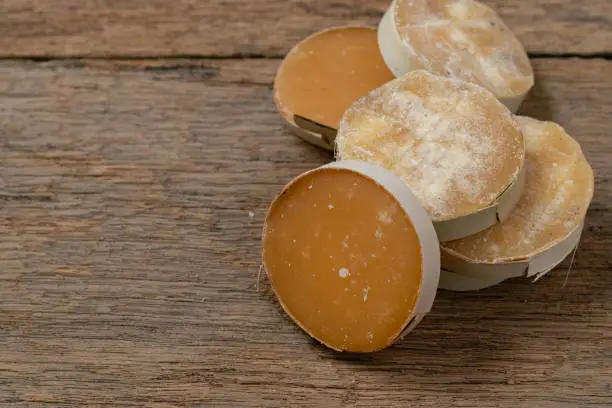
[262,163,439,352]
[336,70,525,225]
[274,27,395,132]
[443,116,594,264]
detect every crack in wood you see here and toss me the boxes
[1,52,612,64]
[0,193,53,202]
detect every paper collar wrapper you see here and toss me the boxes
[283,117,336,151]
[378,0,534,113]
[433,165,525,242]
[439,222,585,291]
[262,160,440,352]
[274,26,395,151]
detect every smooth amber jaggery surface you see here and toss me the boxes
[444,116,595,262]
[393,0,533,98]
[262,168,423,352]
[336,70,525,222]
[274,27,395,129]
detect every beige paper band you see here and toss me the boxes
[440,223,584,291]
[293,115,337,149]
[434,165,526,242]
[283,120,334,151]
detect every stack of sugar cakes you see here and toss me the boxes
[262,0,594,352]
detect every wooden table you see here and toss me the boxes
[1,1,610,407]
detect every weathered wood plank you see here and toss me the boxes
[0,58,611,407]
[0,0,611,58]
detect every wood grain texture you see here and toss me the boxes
[0,58,611,407]
[0,0,611,58]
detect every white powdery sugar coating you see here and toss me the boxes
[338,267,350,279]
[392,0,533,97]
[444,116,594,262]
[337,70,524,220]
[351,145,374,157]
[519,162,570,245]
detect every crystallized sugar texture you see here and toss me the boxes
[393,0,533,98]
[443,116,594,262]
[336,70,525,222]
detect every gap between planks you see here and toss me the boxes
[0,52,611,63]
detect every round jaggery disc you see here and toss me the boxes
[389,0,533,101]
[262,165,428,352]
[274,27,395,131]
[336,70,525,223]
[443,116,594,263]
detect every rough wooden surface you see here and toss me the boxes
[0,57,610,407]
[1,0,611,57]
